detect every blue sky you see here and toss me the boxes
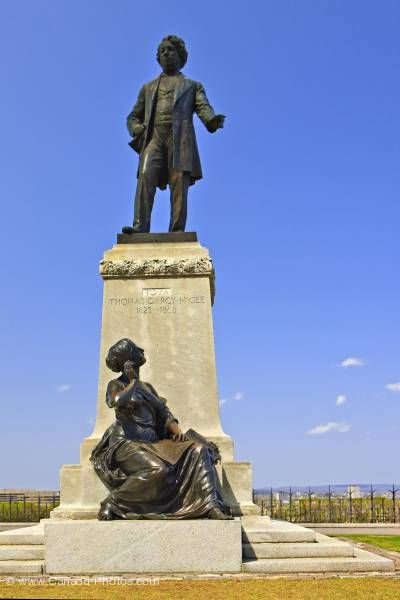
[1,1,399,489]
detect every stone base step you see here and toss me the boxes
[0,560,43,575]
[240,515,271,526]
[0,524,45,574]
[242,520,316,543]
[242,547,395,573]
[0,545,44,560]
[0,519,393,576]
[0,523,39,531]
[0,524,44,545]
[243,538,354,559]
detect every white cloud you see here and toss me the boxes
[219,391,244,407]
[386,383,400,393]
[57,384,71,393]
[307,421,351,435]
[339,357,364,368]
[336,394,347,406]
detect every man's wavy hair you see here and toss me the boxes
[106,338,146,373]
[157,35,188,69]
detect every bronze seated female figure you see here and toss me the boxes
[91,338,230,520]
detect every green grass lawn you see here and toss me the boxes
[338,535,400,552]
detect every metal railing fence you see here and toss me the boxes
[254,485,400,523]
[0,492,60,522]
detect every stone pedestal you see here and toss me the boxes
[53,234,259,519]
[44,519,242,574]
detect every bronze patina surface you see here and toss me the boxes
[91,339,231,520]
[124,35,224,234]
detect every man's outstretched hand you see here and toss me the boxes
[207,114,225,132]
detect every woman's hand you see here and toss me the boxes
[168,421,187,442]
[123,360,137,382]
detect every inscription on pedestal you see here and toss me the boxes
[108,288,206,316]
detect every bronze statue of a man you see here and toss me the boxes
[123,35,225,234]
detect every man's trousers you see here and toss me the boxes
[133,125,190,232]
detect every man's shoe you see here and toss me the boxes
[122,225,148,234]
[122,226,135,234]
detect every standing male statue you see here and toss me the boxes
[123,35,225,234]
